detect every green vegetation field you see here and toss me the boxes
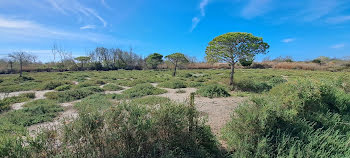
[0,69,350,157]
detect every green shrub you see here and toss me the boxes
[0,93,35,112]
[54,84,72,91]
[45,87,104,102]
[222,79,350,157]
[122,83,167,98]
[3,99,63,127]
[235,79,272,93]
[197,84,230,98]
[158,80,187,89]
[41,81,69,90]
[131,96,171,105]
[187,81,204,88]
[103,84,124,91]
[12,101,220,157]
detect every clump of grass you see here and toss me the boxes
[122,83,167,98]
[103,84,124,91]
[0,93,35,112]
[197,84,230,98]
[54,84,72,91]
[158,80,187,89]
[176,89,186,93]
[45,86,104,102]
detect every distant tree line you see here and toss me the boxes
[0,46,198,76]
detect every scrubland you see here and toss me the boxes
[0,69,349,157]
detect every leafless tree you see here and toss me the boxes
[8,51,34,77]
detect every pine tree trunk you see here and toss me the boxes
[229,63,235,90]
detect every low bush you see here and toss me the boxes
[187,81,204,88]
[103,84,124,91]
[41,81,70,90]
[3,99,63,127]
[45,87,104,102]
[235,79,271,93]
[122,83,167,98]
[9,100,220,157]
[0,93,35,112]
[197,84,230,98]
[222,79,350,157]
[158,80,187,89]
[54,84,72,91]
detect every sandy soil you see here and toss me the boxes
[152,83,245,136]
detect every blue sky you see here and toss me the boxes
[0,0,350,62]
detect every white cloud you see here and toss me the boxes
[190,0,210,32]
[200,0,209,16]
[191,17,200,32]
[331,43,345,49]
[0,17,38,29]
[326,15,350,24]
[282,38,296,43]
[80,25,96,30]
[241,0,272,19]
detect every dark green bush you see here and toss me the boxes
[158,80,187,89]
[197,84,230,98]
[123,83,167,98]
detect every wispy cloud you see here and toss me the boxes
[0,16,111,43]
[46,0,107,27]
[199,0,209,16]
[282,38,296,43]
[80,25,96,30]
[191,17,200,32]
[101,0,110,9]
[191,0,210,32]
[326,15,350,24]
[331,43,345,49]
[301,0,340,21]
[241,0,272,19]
